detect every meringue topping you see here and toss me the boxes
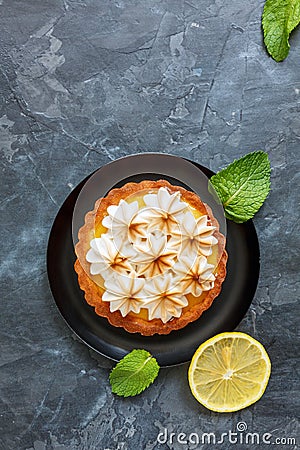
[102,199,148,244]
[173,255,216,296]
[132,232,179,277]
[141,273,188,323]
[172,211,218,257]
[86,234,135,276]
[86,186,219,322]
[102,274,145,316]
[142,187,188,234]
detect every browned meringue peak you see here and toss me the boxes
[132,232,179,277]
[86,234,136,277]
[102,273,146,317]
[141,272,188,323]
[172,211,218,257]
[173,255,216,297]
[127,210,151,243]
[140,187,189,234]
[102,199,148,244]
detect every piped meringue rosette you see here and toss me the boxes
[74,180,227,336]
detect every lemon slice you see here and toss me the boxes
[188,332,271,412]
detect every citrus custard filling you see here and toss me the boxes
[84,186,221,324]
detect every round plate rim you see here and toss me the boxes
[47,154,260,367]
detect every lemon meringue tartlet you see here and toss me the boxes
[74,180,227,336]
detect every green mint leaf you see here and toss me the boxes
[210,151,271,223]
[262,0,300,62]
[109,349,160,397]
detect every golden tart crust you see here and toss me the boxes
[74,179,228,336]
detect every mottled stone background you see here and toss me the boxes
[0,0,299,449]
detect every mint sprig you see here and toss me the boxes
[262,0,300,62]
[210,151,271,223]
[109,349,160,397]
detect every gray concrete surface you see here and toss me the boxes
[0,0,299,449]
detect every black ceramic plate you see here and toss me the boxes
[47,154,260,367]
